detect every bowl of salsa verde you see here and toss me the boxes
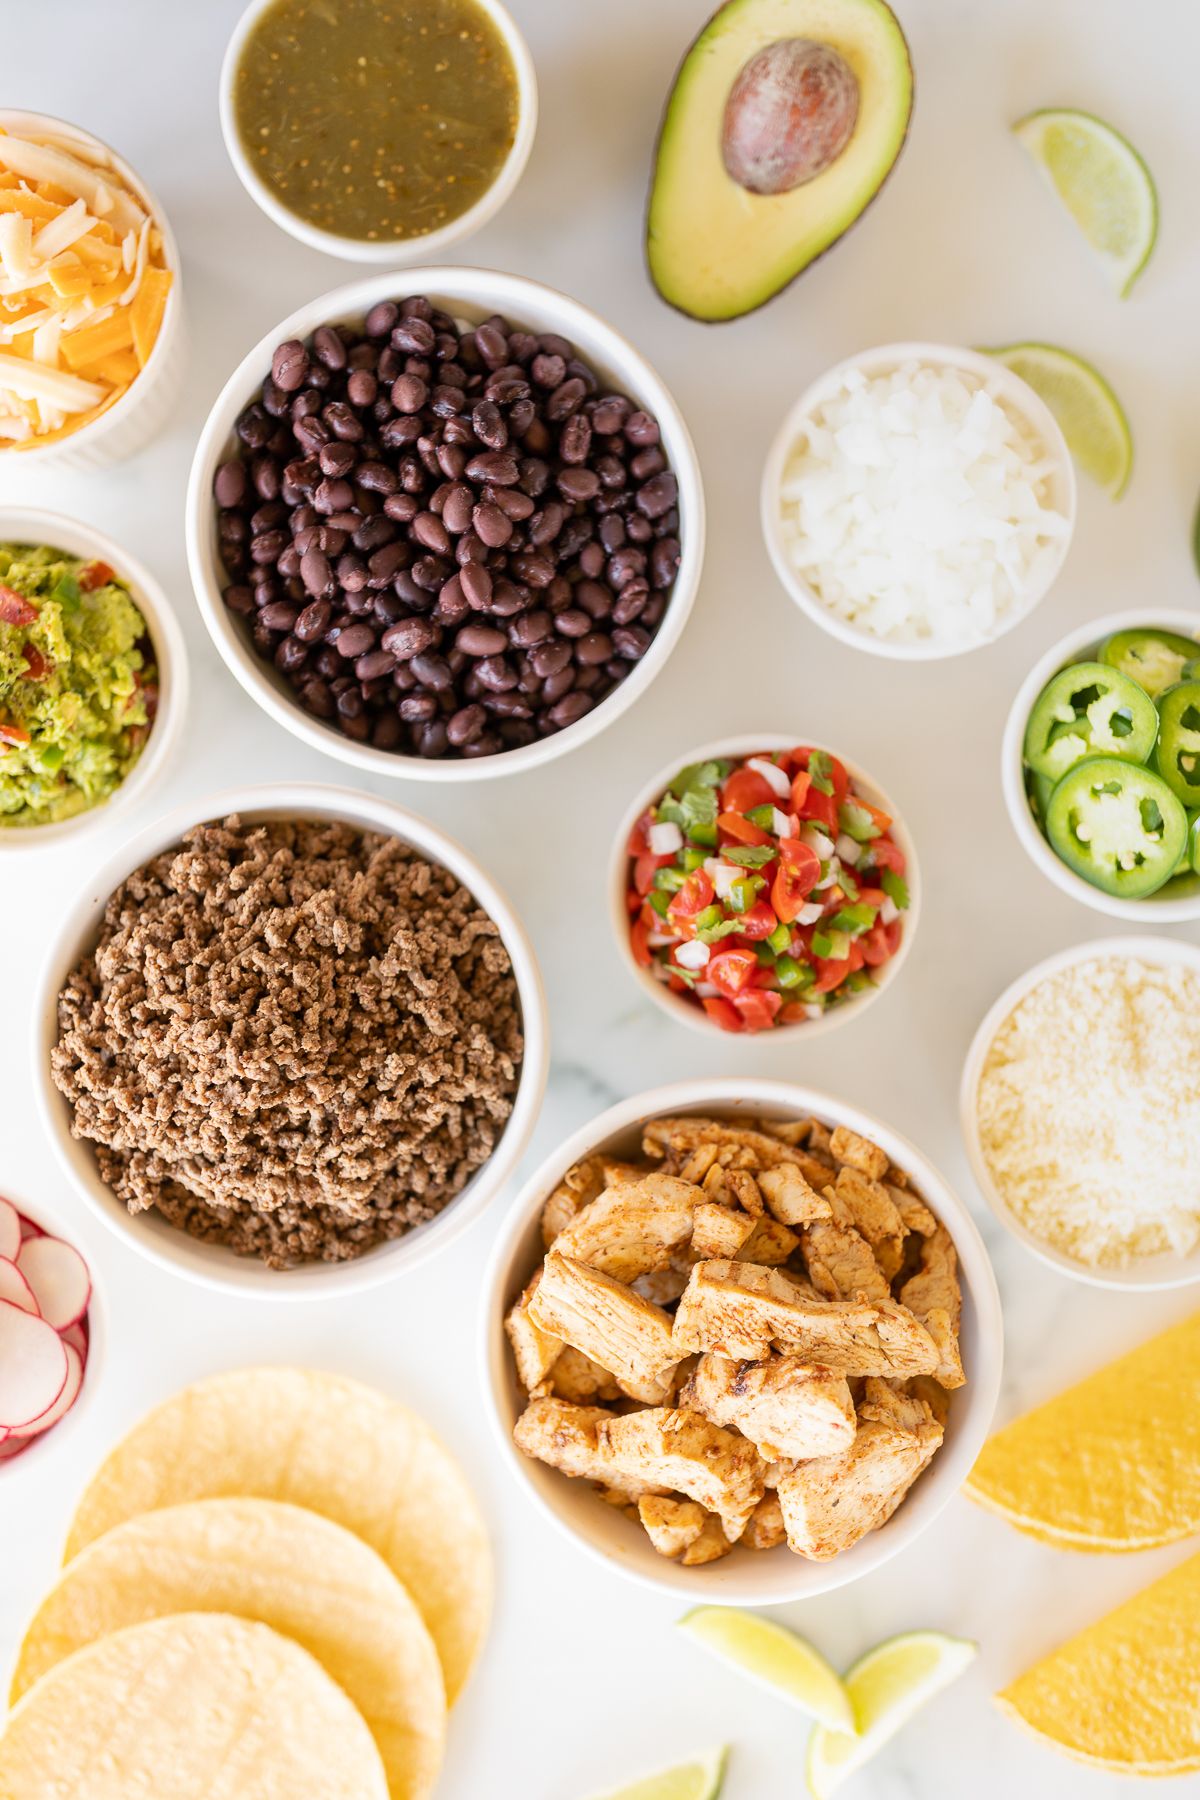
[220,0,537,262]
[1004,608,1200,921]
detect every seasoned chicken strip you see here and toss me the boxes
[597,1407,767,1536]
[832,1167,905,1249]
[683,1353,856,1461]
[644,1116,804,1171]
[776,1413,943,1559]
[830,1125,890,1180]
[638,1494,707,1558]
[860,1376,937,1434]
[899,1225,965,1389]
[528,1251,680,1403]
[541,1156,606,1247]
[801,1219,891,1303]
[505,1271,562,1393]
[739,1217,799,1265]
[513,1398,669,1500]
[681,1513,734,1565]
[691,1202,755,1261]
[742,1491,786,1551]
[893,1187,937,1237]
[757,1164,834,1228]
[549,1172,704,1283]
[549,1345,621,1404]
[672,1260,941,1377]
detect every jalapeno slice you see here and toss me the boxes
[1099,628,1200,699]
[1154,680,1200,807]
[1045,756,1188,897]
[1024,661,1159,782]
[1191,812,1200,877]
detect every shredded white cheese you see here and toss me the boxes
[777,362,1070,647]
[976,956,1200,1268]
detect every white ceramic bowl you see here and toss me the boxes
[961,935,1200,1292]
[483,1078,1003,1603]
[0,111,185,472]
[0,508,188,853]
[34,782,549,1299]
[0,1188,106,1478]
[761,342,1077,662]
[219,0,537,262]
[186,267,704,783]
[1002,607,1200,922]
[608,735,920,1040]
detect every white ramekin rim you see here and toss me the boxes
[481,1077,1003,1603]
[0,110,183,467]
[218,0,538,263]
[1001,606,1200,921]
[760,341,1078,662]
[606,734,921,1041]
[0,507,188,852]
[960,933,1200,1292]
[33,780,549,1299]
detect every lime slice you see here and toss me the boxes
[679,1607,853,1733]
[1014,108,1158,297]
[590,1747,728,1800]
[807,1631,977,1799]
[984,341,1133,498]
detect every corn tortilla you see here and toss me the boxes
[0,1612,388,1798]
[964,1313,1200,1549]
[64,1367,491,1701]
[13,1498,445,1800]
[996,1552,1200,1773]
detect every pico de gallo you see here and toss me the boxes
[625,746,911,1032]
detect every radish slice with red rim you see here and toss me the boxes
[0,1436,34,1463]
[0,1198,19,1261]
[15,1235,90,1330]
[0,1258,38,1316]
[18,1218,44,1242]
[13,1341,83,1439]
[60,1320,89,1362]
[0,1301,68,1429]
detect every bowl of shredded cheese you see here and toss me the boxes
[0,112,183,470]
[761,343,1076,660]
[961,936,1200,1290]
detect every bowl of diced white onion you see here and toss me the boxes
[761,343,1076,661]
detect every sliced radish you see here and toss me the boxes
[15,1235,90,1329]
[0,1258,38,1316]
[12,1341,82,1438]
[0,1198,20,1261]
[0,1436,34,1464]
[0,1302,67,1428]
[60,1320,89,1361]
[18,1217,45,1241]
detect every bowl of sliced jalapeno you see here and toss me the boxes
[1004,609,1200,919]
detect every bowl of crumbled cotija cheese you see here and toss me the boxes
[962,937,1200,1290]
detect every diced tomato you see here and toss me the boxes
[79,560,115,592]
[630,915,652,968]
[626,809,654,857]
[865,803,892,832]
[789,769,811,811]
[707,946,758,998]
[0,720,31,747]
[633,850,673,896]
[733,988,783,1031]
[861,924,893,968]
[854,886,887,908]
[717,810,772,848]
[702,994,744,1033]
[721,766,776,814]
[625,888,642,915]
[771,839,821,922]
[667,870,714,937]
[19,643,48,680]
[869,836,906,875]
[781,1001,813,1024]
[884,917,903,955]
[734,898,779,941]
[791,747,850,802]
[666,972,690,995]
[0,585,37,627]
[794,785,838,832]
[812,940,865,994]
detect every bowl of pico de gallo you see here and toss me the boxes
[609,735,920,1037]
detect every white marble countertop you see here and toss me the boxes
[2,0,1198,1793]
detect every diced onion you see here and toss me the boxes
[675,939,711,970]
[648,820,683,855]
[880,895,900,925]
[802,825,835,859]
[771,807,796,838]
[797,901,824,925]
[835,833,862,866]
[803,1003,824,1020]
[747,756,791,799]
[704,859,743,901]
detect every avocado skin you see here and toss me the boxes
[645,0,915,324]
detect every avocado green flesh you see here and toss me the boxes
[647,0,913,321]
[0,544,153,828]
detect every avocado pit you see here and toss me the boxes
[721,38,860,195]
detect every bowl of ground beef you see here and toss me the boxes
[35,783,548,1296]
[185,268,703,779]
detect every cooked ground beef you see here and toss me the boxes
[51,815,523,1268]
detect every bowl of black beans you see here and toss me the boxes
[186,268,704,776]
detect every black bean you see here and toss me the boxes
[446,703,486,746]
[382,617,437,660]
[392,317,436,355]
[411,511,451,556]
[214,461,248,507]
[613,625,651,660]
[558,467,600,503]
[530,640,571,678]
[546,378,586,421]
[223,583,254,616]
[295,599,333,642]
[354,648,396,681]
[410,651,453,690]
[624,410,660,447]
[542,666,576,704]
[473,502,512,549]
[399,693,437,721]
[312,325,348,370]
[259,601,298,632]
[636,472,678,519]
[456,624,507,656]
[612,580,650,625]
[459,562,493,609]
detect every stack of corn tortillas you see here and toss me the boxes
[965,1312,1200,1774]
[0,1368,492,1799]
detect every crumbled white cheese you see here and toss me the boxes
[778,362,1070,646]
[976,957,1200,1267]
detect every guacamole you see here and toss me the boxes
[0,544,156,828]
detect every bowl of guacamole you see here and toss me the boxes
[0,538,171,833]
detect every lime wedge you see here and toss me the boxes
[1014,108,1158,296]
[590,1747,728,1800]
[807,1631,977,1799]
[678,1607,853,1733]
[984,341,1133,498]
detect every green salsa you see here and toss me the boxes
[0,544,155,828]
[234,0,520,243]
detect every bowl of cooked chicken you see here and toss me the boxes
[483,1078,1003,1600]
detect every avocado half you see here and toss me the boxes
[647,0,914,322]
